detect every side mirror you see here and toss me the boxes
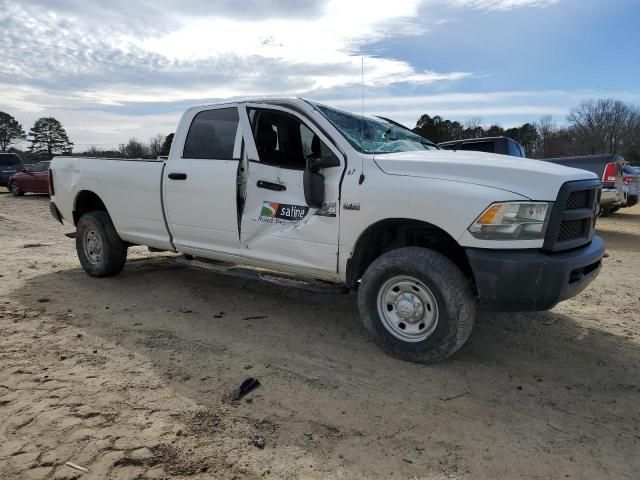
[21,168,27,173]
[303,170,325,209]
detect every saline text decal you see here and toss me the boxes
[258,201,310,223]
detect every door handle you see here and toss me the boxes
[257,180,286,191]
[168,172,187,180]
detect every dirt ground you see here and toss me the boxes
[0,192,638,480]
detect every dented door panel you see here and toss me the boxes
[238,104,344,276]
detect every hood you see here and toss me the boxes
[373,150,598,200]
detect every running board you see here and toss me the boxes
[176,256,349,294]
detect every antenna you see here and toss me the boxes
[359,57,365,185]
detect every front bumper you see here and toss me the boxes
[466,235,604,311]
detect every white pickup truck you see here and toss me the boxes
[49,98,604,363]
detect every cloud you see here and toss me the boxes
[19,0,328,27]
[0,1,469,101]
[0,0,567,145]
[448,0,559,10]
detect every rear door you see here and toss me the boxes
[163,105,243,256]
[238,103,344,279]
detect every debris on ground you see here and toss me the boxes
[243,315,268,321]
[65,461,89,473]
[22,243,48,248]
[251,435,265,449]
[231,377,260,401]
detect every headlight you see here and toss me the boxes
[468,202,552,240]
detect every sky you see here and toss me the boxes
[1,0,639,148]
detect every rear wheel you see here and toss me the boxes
[10,181,23,196]
[358,247,475,364]
[76,211,127,277]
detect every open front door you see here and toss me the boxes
[238,104,344,280]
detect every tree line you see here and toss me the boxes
[412,98,640,162]
[2,98,639,163]
[0,113,73,162]
[0,111,174,162]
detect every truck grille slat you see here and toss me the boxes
[565,190,589,210]
[557,219,587,242]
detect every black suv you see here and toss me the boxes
[438,136,526,157]
[1,153,25,188]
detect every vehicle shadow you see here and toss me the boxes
[597,227,640,253]
[0,192,50,199]
[12,256,639,446]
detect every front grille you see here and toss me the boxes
[558,219,587,241]
[566,190,589,210]
[543,179,602,252]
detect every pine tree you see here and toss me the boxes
[0,112,26,151]
[28,117,73,159]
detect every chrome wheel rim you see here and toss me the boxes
[10,182,19,195]
[83,228,103,264]
[376,275,439,342]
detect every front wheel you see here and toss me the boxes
[358,247,475,364]
[10,181,23,196]
[76,211,128,277]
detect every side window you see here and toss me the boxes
[300,123,338,163]
[508,140,523,157]
[183,107,239,159]
[251,109,338,170]
[31,162,46,172]
[460,141,495,154]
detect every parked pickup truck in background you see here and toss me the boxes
[541,155,626,216]
[438,136,526,158]
[48,98,605,363]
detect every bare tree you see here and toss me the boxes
[123,138,149,158]
[568,99,633,155]
[536,115,556,158]
[464,118,484,138]
[148,134,165,158]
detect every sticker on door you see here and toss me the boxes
[258,201,309,224]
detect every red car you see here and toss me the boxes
[8,161,51,196]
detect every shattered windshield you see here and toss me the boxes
[308,101,438,154]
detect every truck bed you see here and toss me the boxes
[50,156,173,250]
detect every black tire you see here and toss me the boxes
[609,207,620,214]
[599,206,611,217]
[10,181,23,196]
[358,247,475,364]
[76,211,127,277]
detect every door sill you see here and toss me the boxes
[176,256,349,294]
